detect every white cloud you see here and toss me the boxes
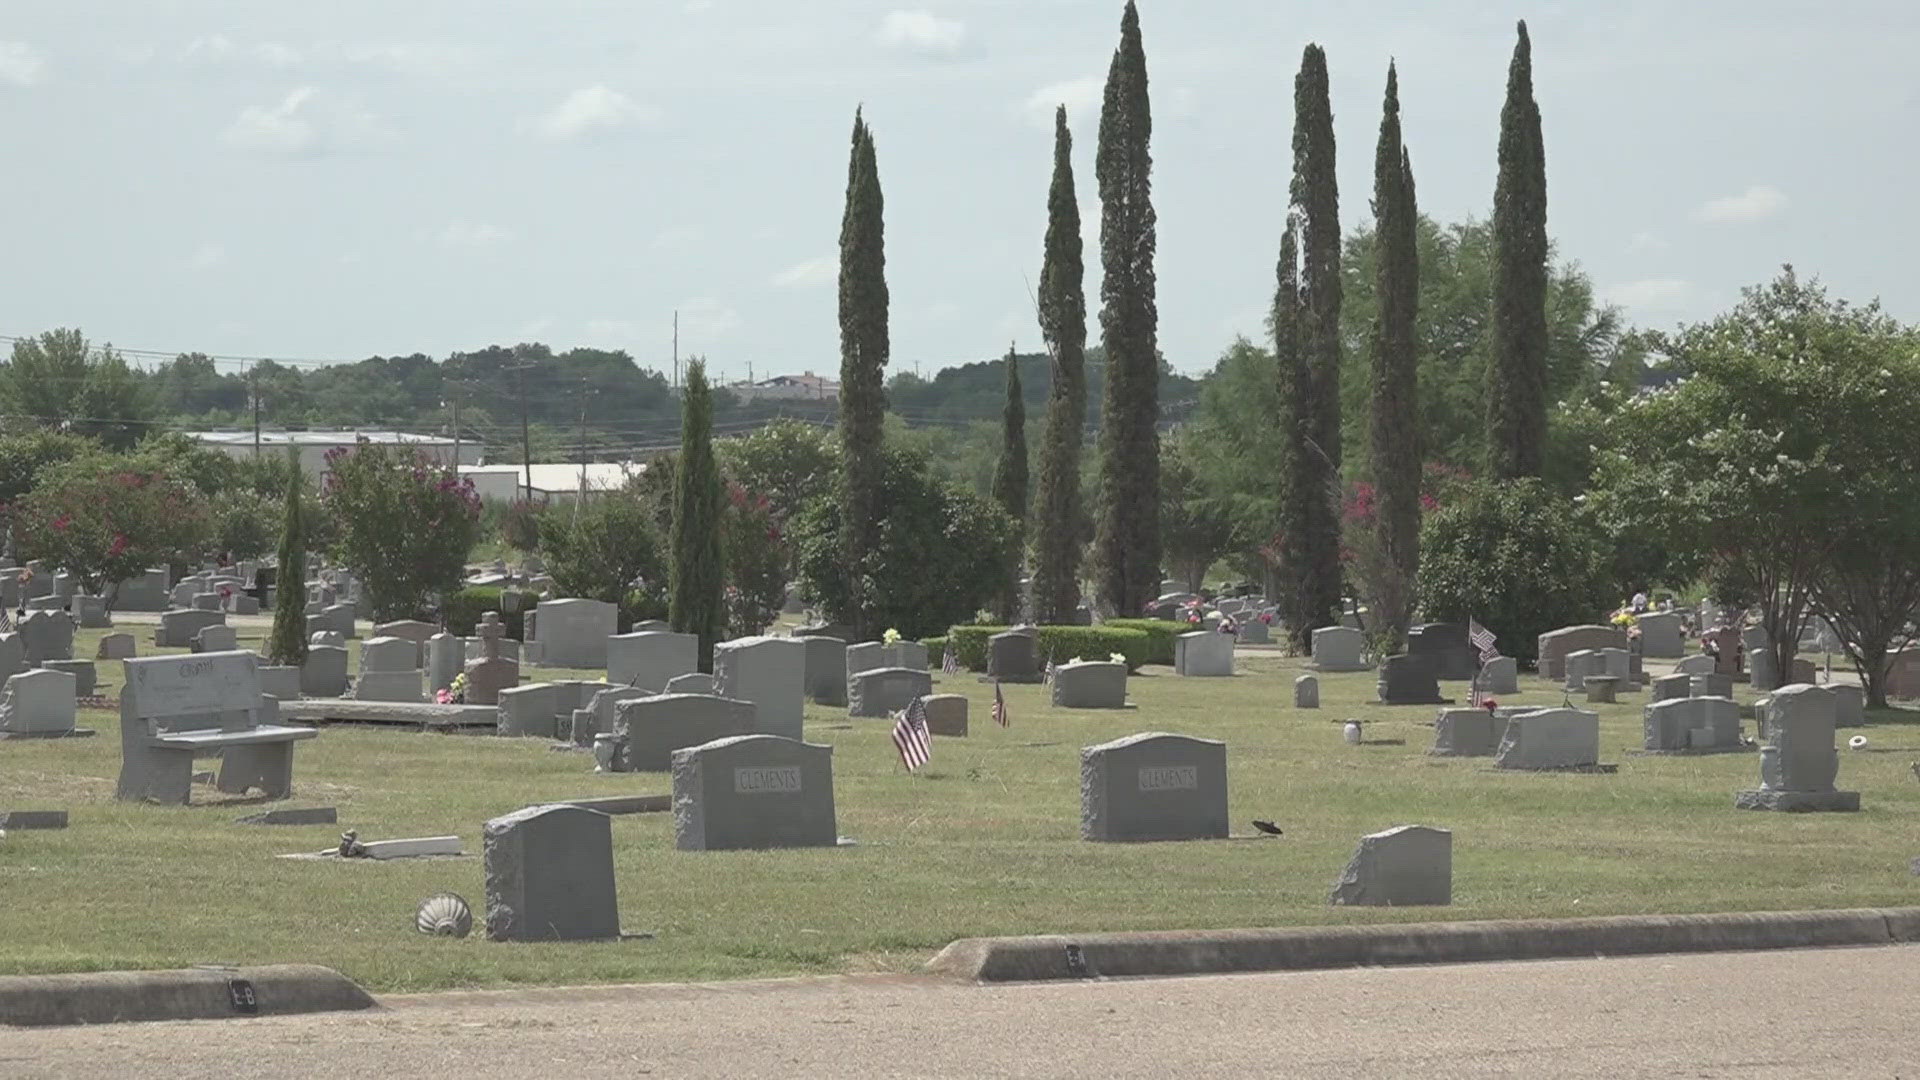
[185,242,226,271]
[1626,231,1669,254]
[1693,184,1788,224]
[221,87,396,155]
[677,297,740,342]
[534,85,649,141]
[440,220,511,252]
[772,256,835,288]
[877,10,968,55]
[1024,76,1102,128]
[1601,278,1695,311]
[0,42,47,86]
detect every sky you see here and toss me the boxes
[1,1,1915,385]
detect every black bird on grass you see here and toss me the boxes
[1251,820,1284,836]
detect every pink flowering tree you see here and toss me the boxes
[1341,463,1468,652]
[11,468,211,600]
[722,482,788,637]
[320,439,481,621]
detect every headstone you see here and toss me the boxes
[1478,656,1519,695]
[1703,627,1743,676]
[317,603,357,640]
[497,682,562,739]
[1294,674,1319,709]
[1643,696,1741,751]
[530,598,617,669]
[1675,654,1715,676]
[922,694,968,737]
[1790,657,1817,686]
[671,734,837,851]
[1563,649,1599,693]
[372,620,438,648]
[1081,733,1229,843]
[613,693,760,772]
[1736,684,1859,811]
[193,625,238,654]
[1748,648,1780,691]
[70,594,111,629]
[1377,654,1445,705]
[1537,625,1629,682]
[1636,612,1685,658]
[1830,683,1865,729]
[157,609,224,649]
[849,667,933,719]
[802,636,848,706]
[1051,661,1128,709]
[1236,619,1271,645]
[191,592,223,612]
[309,630,345,649]
[1651,673,1692,703]
[0,669,79,737]
[464,612,519,706]
[1430,707,1501,757]
[112,568,170,612]
[1495,707,1601,770]
[1690,673,1735,700]
[300,645,349,696]
[651,671,711,696]
[42,659,96,697]
[359,636,419,673]
[793,623,854,643]
[713,636,805,740]
[483,804,620,941]
[427,632,462,695]
[1585,675,1620,704]
[96,633,136,661]
[18,609,74,663]
[0,634,20,684]
[258,666,302,700]
[987,631,1042,683]
[1329,825,1452,906]
[1173,631,1233,677]
[1407,623,1477,681]
[1598,647,1633,687]
[227,594,261,616]
[606,631,698,692]
[351,669,423,703]
[1310,626,1369,672]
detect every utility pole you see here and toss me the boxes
[250,366,261,459]
[508,356,535,501]
[672,310,679,392]
[575,378,589,519]
[449,384,462,467]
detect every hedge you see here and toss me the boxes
[941,625,1155,672]
[1100,618,1184,666]
[442,586,527,639]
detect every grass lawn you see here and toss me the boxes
[4,625,1918,993]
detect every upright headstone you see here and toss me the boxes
[848,667,933,719]
[1830,683,1865,729]
[1477,656,1519,695]
[1643,695,1741,752]
[1675,654,1715,676]
[69,594,111,629]
[427,632,462,696]
[671,734,837,851]
[987,631,1042,683]
[1651,673,1692,703]
[1407,623,1477,681]
[713,636,805,740]
[42,659,95,697]
[300,645,349,696]
[157,609,224,649]
[531,598,618,669]
[483,804,619,941]
[1430,707,1501,757]
[0,669,79,738]
[18,609,74,664]
[464,612,519,706]
[1748,648,1780,691]
[0,634,20,684]
[1736,684,1859,811]
[497,682,562,739]
[1080,732,1229,843]
[193,625,238,654]
[95,633,137,661]
[1329,825,1452,906]
[922,694,968,736]
[1310,626,1369,672]
[1537,625,1630,683]
[1636,612,1685,658]
[1377,654,1445,705]
[613,693,759,772]
[1051,661,1128,709]
[802,636,848,707]
[1690,673,1735,700]
[1294,674,1319,709]
[1494,707,1601,770]
[351,668,423,703]
[665,672,718,696]
[606,630,699,691]
[1173,631,1233,677]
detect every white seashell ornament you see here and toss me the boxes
[415,892,474,938]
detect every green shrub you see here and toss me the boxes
[443,586,525,639]
[921,636,947,663]
[1101,618,1183,666]
[943,625,1154,672]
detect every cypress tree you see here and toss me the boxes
[991,343,1030,622]
[264,448,307,666]
[1092,0,1160,618]
[1274,219,1313,650]
[670,359,725,670]
[1487,20,1548,479]
[1031,105,1088,626]
[1289,43,1344,642]
[837,109,889,639]
[1369,62,1421,651]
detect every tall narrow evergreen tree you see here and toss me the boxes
[1368,62,1422,652]
[1031,105,1089,626]
[1092,0,1160,618]
[1288,43,1344,641]
[670,360,725,670]
[264,448,307,666]
[837,109,890,639]
[991,344,1030,622]
[1487,20,1548,479]
[1274,219,1313,650]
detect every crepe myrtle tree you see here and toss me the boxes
[320,439,482,622]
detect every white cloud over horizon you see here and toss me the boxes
[1023,76,1102,128]
[1693,184,1789,225]
[877,10,969,55]
[221,87,396,154]
[0,42,46,86]
[772,256,836,288]
[534,85,649,140]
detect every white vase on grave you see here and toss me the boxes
[1343,720,1363,746]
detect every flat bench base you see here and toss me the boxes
[279,699,497,731]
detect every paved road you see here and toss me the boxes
[5,946,1917,1078]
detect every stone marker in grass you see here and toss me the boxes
[1081,732,1228,843]
[672,734,837,851]
[1737,684,1859,812]
[1330,824,1452,906]
[484,804,619,941]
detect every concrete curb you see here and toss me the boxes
[0,964,378,1027]
[925,907,1920,983]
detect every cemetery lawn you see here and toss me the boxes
[6,629,1920,993]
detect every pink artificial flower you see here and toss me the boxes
[1481,697,1498,713]
[435,688,453,704]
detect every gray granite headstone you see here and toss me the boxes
[1675,655,1715,676]
[713,636,805,740]
[606,630,699,691]
[802,636,848,706]
[351,669,423,702]
[70,594,111,629]
[1430,708,1500,757]
[1173,631,1233,677]
[1051,661,1127,709]
[483,804,619,941]
[1080,732,1229,842]
[359,636,419,673]
[614,693,760,772]
[1651,673,1691,703]
[18,609,74,663]
[193,625,238,654]
[849,667,933,719]
[257,665,301,700]
[0,669,78,737]
[987,631,1042,683]
[1377,654,1445,704]
[300,645,349,697]
[672,734,837,851]
[1294,674,1319,709]
[1494,707,1601,770]
[1643,696,1740,751]
[427,632,462,695]
[1748,648,1781,691]
[1830,683,1865,729]
[158,608,224,649]
[1329,824,1452,906]
[497,682,562,739]
[42,659,95,697]
[95,633,136,661]
[1636,612,1685,657]
[531,598,617,669]
[1407,623,1477,681]
[1477,656,1519,695]
[1737,684,1858,811]
[0,634,20,684]
[665,672,718,696]
[1690,672,1734,700]
[922,694,968,736]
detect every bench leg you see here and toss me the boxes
[218,744,296,800]
[116,745,195,804]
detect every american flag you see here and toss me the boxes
[942,644,959,674]
[0,607,11,633]
[891,696,931,772]
[1043,657,1057,684]
[1468,619,1499,663]
[991,679,1010,728]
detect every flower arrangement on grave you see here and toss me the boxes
[438,672,468,705]
[1109,653,1127,664]
[882,627,901,646]
[1259,611,1275,625]
[1480,697,1498,713]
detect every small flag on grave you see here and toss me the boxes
[942,644,959,674]
[991,679,1010,728]
[891,696,931,773]
[1468,619,1499,663]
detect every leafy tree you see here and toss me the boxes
[1031,105,1091,624]
[795,445,1017,640]
[722,483,788,638]
[1159,433,1235,592]
[671,360,726,668]
[1418,478,1609,663]
[539,490,668,627]
[0,330,154,450]
[717,418,838,522]
[838,108,890,639]
[265,449,308,665]
[210,489,281,562]
[321,439,481,621]
[1487,20,1549,479]
[1092,0,1161,618]
[1273,220,1315,647]
[1182,338,1284,591]
[990,345,1029,621]
[13,464,211,597]
[1367,61,1421,651]
[0,431,95,546]
[1595,269,1920,705]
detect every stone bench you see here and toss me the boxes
[115,651,321,805]
[127,724,318,803]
